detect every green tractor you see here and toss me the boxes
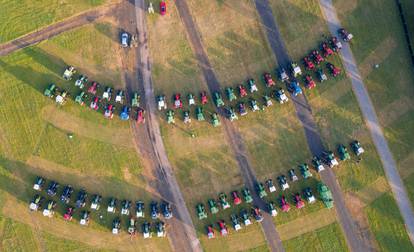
[241,187,253,204]
[256,183,267,199]
[351,140,364,156]
[219,193,230,210]
[196,106,205,121]
[226,107,238,121]
[263,95,273,107]
[196,204,207,220]
[166,110,175,124]
[318,182,334,209]
[131,92,140,107]
[337,144,350,161]
[211,113,220,127]
[213,92,224,107]
[208,199,219,214]
[44,84,56,97]
[225,87,237,102]
[299,164,312,179]
[75,92,86,105]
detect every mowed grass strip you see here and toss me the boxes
[0,0,106,43]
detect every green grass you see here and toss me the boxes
[365,193,413,252]
[401,0,414,50]
[404,173,414,206]
[0,216,38,251]
[0,0,105,43]
[282,222,348,252]
[40,231,114,252]
[384,112,414,162]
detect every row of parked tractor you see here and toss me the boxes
[29,177,171,237]
[43,66,145,123]
[197,140,364,238]
[158,32,352,126]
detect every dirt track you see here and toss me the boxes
[253,0,373,251]
[174,0,284,251]
[0,2,119,56]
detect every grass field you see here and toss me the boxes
[0,0,106,43]
[283,222,348,252]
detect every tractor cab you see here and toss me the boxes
[312,156,325,172]
[196,203,208,220]
[351,140,364,156]
[327,63,341,77]
[156,222,166,237]
[107,198,117,213]
[112,218,121,235]
[195,106,205,121]
[294,194,305,209]
[317,68,328,82]
[63,66,76,80]
[90,97,99,110]
[188,93,195,106]
[288,169,298,182]
[247,79,258,93]
[238,102,247,116]
[252,207,263,222]
[174,93,183,109]
[250,99,260,112]
[266,179,277,193]
[232,191,242,205]
[166,110,175,124]
[75,92,86,105]
[288,80,302,96]
[304,187,316,204]
[128,218,136,235]
[280,196,290,212]
[88,82,99,95]
[256,182,267,198]
[304,75,316,89]
[33,177,45,191]
[226,107,238,121]
[29,194,44,211]
[183,111,191,124]
[131,92,140,107]
[213,92,224,107]
[278,68,289,82]
[263,73,275,87]
[225,87,237,101]
[323,151,339,168]
[330,36,343,51]
[242,187,253,204]
[47,181,59,196]
[80,211,90,225]
[157,95,167,110]
[44,84,56,97]
[136,108,145,124]
[318,183,334,208]
[115,90,124,104]
[238,85,247,97]
[303,56,315,70]
[162,202,173,219]
[219,193,230,210]
[43,200,56,217]
[75,75,88,89]
[102,87,113,101]
[231,214,241,231]
[64,207,74,221]
[240,209,252,226]
[274,88,289,104]
[218,220,228,236]
[75,190,87,208]
[299,164,312,179]
[200,91,208,105]
[211,113,220,127]
[142,222,152,239]
[60,185,73,204]
[268,202,278,217]
[207,225,215,239]
[338,144,350,161]
[136,201,145,218]
[208,199,219,214]
[121,200,131,215]
[104,104,114,119]
[55,90,68,105]
[311,50,324,65]
[321,42,334,57]
[120,106,130,121]
[263,95,273,107]
[150,201,160,219]
[278,175,290,190]
[290,62,302,77]
[338,28,353,42]
[90,194,102,210]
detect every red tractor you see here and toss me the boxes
[200,91,208,105]
[294,193,305,209]
[90,97,99,110]
[160,0,166,16]
[330,36,342,52]
[218,220,228,236]
[263,73,275,87]
[88,82,99,95]
[311,50,324,65]
[304,75,316,89]
[174,93,182,109]
[280,196,290,212]
[104,104,114,119]
[238,85,247,97]
[207,225,215,239]
[303,56,315,70]
[232,191,242,205]
[327,63,341,77]
[64,207,74,221]
[321,42,333,57]
[136,108,145,124]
